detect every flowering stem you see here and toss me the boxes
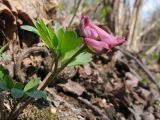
[8,44,87,120]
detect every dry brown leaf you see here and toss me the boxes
[125,72,140,88]
[128,105,144,120]
[83,64,92,75]
[141,112,155,120]
[58,80,86,96]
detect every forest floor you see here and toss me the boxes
[1,44,160,120]
[0,0,160,120]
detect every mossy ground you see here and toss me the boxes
[18,105,58,120]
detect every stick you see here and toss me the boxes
[78,97,110,120]
[146,39,160,55]
[135,18,160,42]
[117,47,160,91]
[0,93,4,120]
[68,0,82,28]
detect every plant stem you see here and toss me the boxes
[8,44,86,120]
[57,45,86,73]
[68,0,82,28]
[38,44,86,90]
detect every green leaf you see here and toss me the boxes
[57,28,64,46]
[20,25,38,35]
[102,5,111,18]
[36,23,52,48]
[0,66,13,90]
[26,90,47,99]
[3,75,14,89]
[0,82,5,91]
[14,82,24,90]
[59,31,82,55]
[68,52,92,66]
[57,29,83,65]
[152,52,159,60]
[60,48,78,65]
[21,21,58,50]
[48,26,58,47]
[33,19,58,49]
[0,65,6,80]
[0,43,9,55]
[23,78,40,92]
[11,88,24,99]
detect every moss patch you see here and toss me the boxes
[18,105,58,120]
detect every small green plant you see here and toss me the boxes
[2,15,125,119]
[4,19,92,119]
[21,19,92,67]
[0,65,47,100]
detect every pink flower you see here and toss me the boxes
[81,15,125,53]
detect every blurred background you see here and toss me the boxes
[58,0,160,53]
[56,0,160,81]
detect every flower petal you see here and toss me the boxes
[81,15,126,53]
[103,36,126,48]
[81,15,89,26]
[89,21,112,40]
[81,16,98,39]
[84,38,109,53]
[83,26,98,39]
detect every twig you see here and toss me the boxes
[0,93,4,120]
[135,18,160,42]
[68,0,82,28]
[146,39,160,55]
[117,47,160,91]
[45,87,77,111]
[78,97,110,120]
[92,0,102,18]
